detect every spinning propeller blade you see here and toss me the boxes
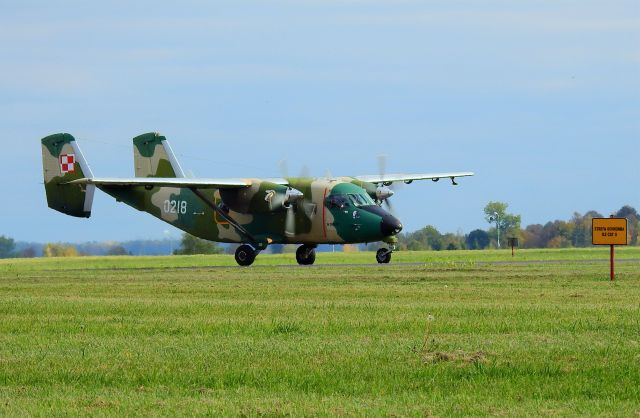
[376,154,400,216]
[377,154,387,182]
[278,160,289,179]
[285,205,296,237]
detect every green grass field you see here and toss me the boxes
[1,249,639,416]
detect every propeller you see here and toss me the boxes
[382,196,395,213]
[278,159,290,179]
[282,187,304,238]
[285,205,296,237]
[300,164,311,179]
[377,155,387,183]
[375,154,398,215]
[324,168,334,179]
[264,184,304,238]
[277,160,315,238]
[279,159,311,179]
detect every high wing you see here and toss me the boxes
[65,177,289,189]
[354,171,474,185]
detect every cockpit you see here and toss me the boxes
[325,193,376,209]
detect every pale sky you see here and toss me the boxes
[2,0,639,242]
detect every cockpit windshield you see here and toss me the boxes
[348,193,375,207]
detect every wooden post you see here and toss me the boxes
[610,244,615,281]
[507,237,518,257]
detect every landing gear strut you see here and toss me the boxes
[235,244,257,266]
[296,245,316,265]
[376,248,392,264]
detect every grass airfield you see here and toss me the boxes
[1,248,639,416]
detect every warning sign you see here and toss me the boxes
[592,218,628,246]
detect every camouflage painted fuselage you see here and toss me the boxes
[41,132,403,247]
[99,178,399,245]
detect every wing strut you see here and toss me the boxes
[189,188,262,248]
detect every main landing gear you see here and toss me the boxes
[235,244,257,266]
[296,244,316,266]
[234,244,317,266]
[376,248,392,264]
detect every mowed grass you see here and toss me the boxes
[3,246,640,271]
[0,250,639,416]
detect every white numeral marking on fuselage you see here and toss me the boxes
[163,200,187,215]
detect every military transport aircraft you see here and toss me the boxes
[41,133,473,265]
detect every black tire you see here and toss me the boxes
[296,245,316,265]
[235,244,256,266]
[376,248,392,264]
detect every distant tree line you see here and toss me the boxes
[521,205,638,248]
[0,238,185,258]
[395,203,639,251]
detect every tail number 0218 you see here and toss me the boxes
[163,200,187,215]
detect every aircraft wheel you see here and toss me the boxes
[235,244,256,266]
[296,245,316,265]
[376,248,392,264]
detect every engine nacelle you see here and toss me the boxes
[283,187,304,208]
[220,182,304,214]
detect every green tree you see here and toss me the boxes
[404,226,443,250]
[442,233,465,250]
[484,201,521,246]
[466,229,490,249]
[570,211,602,247]
[174,233,223,255]
[0,235,15,258]
[522,224,544,248]
[615,205,639,245]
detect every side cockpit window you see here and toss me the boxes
[325,195,349,209]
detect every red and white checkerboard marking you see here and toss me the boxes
[59,154,76,174]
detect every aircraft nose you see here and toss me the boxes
[381,214,403,236]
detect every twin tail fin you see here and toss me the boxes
[41,133,95,218]
[133,132,184,178]
[41,132,186,218]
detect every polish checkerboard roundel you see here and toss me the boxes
[59,154,76,174]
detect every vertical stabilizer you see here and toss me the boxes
[133,132,185,178]
[41,133,95,218]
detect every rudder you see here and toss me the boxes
[41,133,95,218]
